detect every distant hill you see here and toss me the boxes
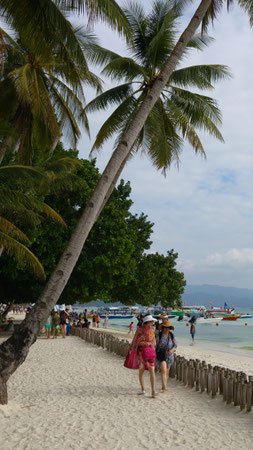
[182,284,253,308]
[73,284,253,309]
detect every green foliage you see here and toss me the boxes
[0,149,186,306]
[111,250,186,308]
[0,146,156,303]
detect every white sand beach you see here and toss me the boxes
[0,334,253,450]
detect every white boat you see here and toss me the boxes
[197,317,223,324]
[239,314,253,319]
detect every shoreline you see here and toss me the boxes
[92,326,253,375]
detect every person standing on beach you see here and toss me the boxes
[156,320,177,392]
[65,309,70,336]
[103,314,109,328]
[130,315,158,398]
[51,311,59,338]
[92,314,96,328]
[45,316,52,339]
[96,314,100,328]
[128,322,134,335]
[59,310,67,338]
[190,323,196,343]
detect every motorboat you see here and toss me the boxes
[96,307,135,319]
[222,315,241,321]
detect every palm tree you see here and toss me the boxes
[0,165,67,278]
[0,0,132,64]
[1,0,253,405]
[85,1,230,174]
[0,27,101,165]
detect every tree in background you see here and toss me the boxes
[112,251,185,308]
[0,146,154,304]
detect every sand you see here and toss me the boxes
[0,334,253,450]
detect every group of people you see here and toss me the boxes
[129,311,177,398]
[44,309,91,339]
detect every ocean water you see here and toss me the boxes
[77,306,253,358]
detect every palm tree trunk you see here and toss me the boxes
[0,0,212,404]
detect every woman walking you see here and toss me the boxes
[156,320,177,392]
[59,310,67,338]
[51,311,59,338]
[131,315,158,398]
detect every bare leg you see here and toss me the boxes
[160,362,170,391]
[139,367,145,392]
[148,366,156,395]
[46,328,51,339]
[61,324,66,338]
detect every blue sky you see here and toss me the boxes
[75,1,253,289]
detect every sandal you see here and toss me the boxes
[152,391,158,398]
[138,390,146,395]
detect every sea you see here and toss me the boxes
[73,305,253,358]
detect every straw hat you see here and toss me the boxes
[161,320,174,330]
[159,311,168,319]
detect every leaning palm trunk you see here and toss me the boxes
[0,0,212,404]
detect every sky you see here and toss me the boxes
[74,1,253,289]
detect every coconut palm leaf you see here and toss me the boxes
[0,230,45,279]
[169,64,232,90]
[85,84,133,114]
[0,217,30,244]
[90,95,137,153]
[57,0,132,41]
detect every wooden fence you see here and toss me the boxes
[71,327,253,412]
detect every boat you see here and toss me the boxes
[197,317,223,324]
[96,307,135,319]
[239,314,253,319]
[222,315,241,321]
[206,303,235,317]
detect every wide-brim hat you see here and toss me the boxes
[161,320,174,330]
[143,314,157,323]
[159,311,168,319]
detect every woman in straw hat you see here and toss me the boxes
[156,320,177,392]
[130,314,158,398]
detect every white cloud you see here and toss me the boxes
[206,248,253,266]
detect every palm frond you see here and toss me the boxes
[85,84,133,114]
[0,216,30,244]
[0,230,45,280]
[101,57,148,81]
[57,0,132,42]
[90,95,138,153]
[169,64,232,90]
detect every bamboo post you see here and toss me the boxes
[246,383,252,412]
[190,364,195,388]
[195,363,200,392]
[183,362,188,386]
[234,381,239,407]
[223,377,228,402]
[227,377,233,404]
[211,371,217,398]
[187,362,192,387]
[248,376,253,406]
[200,366,206,393]
[240,381,247,411]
